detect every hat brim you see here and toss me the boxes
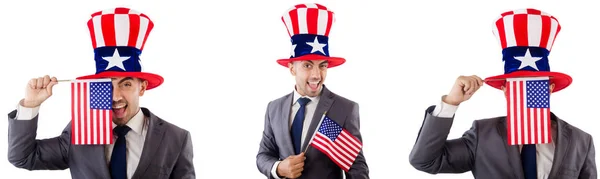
[76,71,164,90]
[484,71,572,93]
[277,54,345,68]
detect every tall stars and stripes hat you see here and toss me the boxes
[276,3,346,68]
[485,8,572,93]
[76,7,164,90]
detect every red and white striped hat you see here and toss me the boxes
[276,3,346,68]
[76,7,163,90]
[485,8,572,93]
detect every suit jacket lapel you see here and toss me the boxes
[548,114,571,178]
[280,93,295,156]
[301,85,335,152]
[132,108,166,179]
[497,118,524,179]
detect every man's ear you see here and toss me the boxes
[289,62,296,76]
[550,83,555,93]
[139,79,148,96]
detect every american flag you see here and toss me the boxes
[309,113,362,172]
[506,77,551,145]
[71,79,114,145]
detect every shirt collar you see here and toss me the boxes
[112,108,145,135]
[292,86,321,105]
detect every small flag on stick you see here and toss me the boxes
[71,78,114,145]
[307,112,363,172]
[506,77,552,145]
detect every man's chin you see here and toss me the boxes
[112,118,127,125]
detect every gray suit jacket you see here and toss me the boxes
[256,85,369,179]
[409,105,596,179]
[7,107,195,179]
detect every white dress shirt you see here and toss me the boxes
[432,97,555,179]
[14,101,148,179]
[270,88,321,179]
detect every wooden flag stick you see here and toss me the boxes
[483,76,554,82]
[57,79,73,82]
[303,111,328,155]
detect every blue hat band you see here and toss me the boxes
[290,34,329,58]
[503,46,550,74]
[94,46,142,74]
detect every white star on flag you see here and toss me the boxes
[513,49,543,71]
[306,37,327,54]
[102,49,130,70]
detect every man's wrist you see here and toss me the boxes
[21,99,40,108]
[442,95,461,106]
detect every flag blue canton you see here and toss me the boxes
[90,82,112,110]
[318,116,343,141]
[526,80,550,108]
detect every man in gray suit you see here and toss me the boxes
[409,8,596,179]
[256,3,369,179]
[7,7,194,179]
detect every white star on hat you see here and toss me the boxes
[306,37,327,55]
[291,44,297,57]
[102,49,131,71]
[513,49,543,70]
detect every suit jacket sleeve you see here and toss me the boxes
[170,131,195,179]
[408,105,477,174]
[7,110,70,170]
[344,102,369,179]
[256,101,281,179]
[579,135,596,179]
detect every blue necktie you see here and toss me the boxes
[110,125,131,179]
[291,97,311,155]
[521,144,536,179]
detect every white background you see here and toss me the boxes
[1,0,598,178]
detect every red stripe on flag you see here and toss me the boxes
[83,83,88,145]
[103,110,107,144]
[527,107,533,144]
[512,81,518,145]
[313,134,351,171]
[533,108,539,144]
[77,83,83,145]
[506,81,512,145]
[71,83,75,144]
[546,109,552,143]
[310,128,362,172]
[96,109,100,145]
[109,112,113,144]
[513,14,529,46]
[519,80,525,145]
[101,14,116,46]
[306,8,318,34]
[541,108,546,143]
